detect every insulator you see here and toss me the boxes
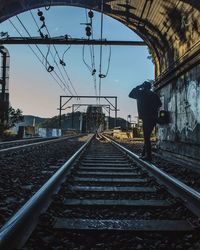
[40,16,45,22]
[85,26,91,32]
[85,26,92,37]
[60,60,66,66]
[99,74,106,78]
[88,10,94,18]
[86,30,92,36]
[47,65,54,72]
[37,10,43,16]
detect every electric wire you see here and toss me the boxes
[86,9,98,98]
[61,42,78,97]
[82,44,93,73]
[98,0,104,99]
[50,50,74,95]
[9,19,66,93]
[83,8,97,98]
[44,25,79,96]
[62,43,71,62]
[29,10,77,96]
[104,45,112,77]
[98,1,112,100]
[13,16,72,94]
[30,10,76,95]
[30,10,67,86]
[16,15,68,92]
[16,15,46,64]
[85,9,95,69]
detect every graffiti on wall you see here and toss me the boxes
[167,80,200,136]
[186,80,200,124]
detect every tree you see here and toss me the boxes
[0,107,23,138]
[7,107,24,128]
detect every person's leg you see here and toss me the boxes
[141,120,146,157]
[142,119,156,160]
[141,145,146,157]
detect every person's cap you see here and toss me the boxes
[143,81,152,89]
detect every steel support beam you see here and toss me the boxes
[58,96,117,130]
[0,37,146,46]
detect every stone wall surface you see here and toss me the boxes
[158,64,200,161]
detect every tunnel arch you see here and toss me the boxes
[0,0,200,166]
[0,0,199,87]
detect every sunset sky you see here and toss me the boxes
[0,6,154,121]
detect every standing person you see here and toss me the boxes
[129,81,162,161]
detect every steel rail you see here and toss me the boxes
[0,136,58,146]
[0,134,94,250]
[0,137,57,146]
[0,134,85,154]
[103,135,200,217]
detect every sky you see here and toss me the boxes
[0,6,154,122]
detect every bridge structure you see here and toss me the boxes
[0,0,199,164]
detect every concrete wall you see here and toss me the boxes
[157,64,200,162]
[38,128,61,138]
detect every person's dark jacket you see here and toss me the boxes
[129,86,162,120]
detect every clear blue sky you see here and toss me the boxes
[1,6,154,121]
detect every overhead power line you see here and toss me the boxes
[98,0,112,101]
[9,19,66,93]
[29,10,73,94]
[11,16,73,95]
[85,9,97,98]
[81,9,98,98]
[43,21,78,96]
[30,9,78,96]
[98,0,105,99]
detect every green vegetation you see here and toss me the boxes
[0,107,24,139]
[147,47,156,65]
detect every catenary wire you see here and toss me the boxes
[12,16,72,94]
[30,10,78,96]
[84,8,98,98]
[9,19,66,93]
[44,24,79,96]
[98,0,104,99]
[30,10,72,93]
[16,14,73,94]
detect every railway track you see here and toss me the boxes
[0,137,57,150]
[0,135,83,154]
[0,134,200,249]
[112,137,200,192]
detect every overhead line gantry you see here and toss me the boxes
[0,37,146,46]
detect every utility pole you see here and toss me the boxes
[0,46,9,133]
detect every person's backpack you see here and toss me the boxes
[157,110,170,125]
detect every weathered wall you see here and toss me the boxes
[157,64,200,161]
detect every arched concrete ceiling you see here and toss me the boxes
[0,0,199,81]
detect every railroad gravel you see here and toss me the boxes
[0,136,87,227]
[113,137,200,192]
[23,138,200,249]
[23,188,200,250]
[23,230,200,250]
